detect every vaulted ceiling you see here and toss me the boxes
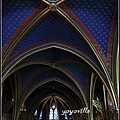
[2,0,118,119]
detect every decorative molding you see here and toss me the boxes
[3,101,13,115]
[56,6,117,108]
[93,100,103,115]
[42,0,65,12]
[16,77,84,120]
[2,5,50,65]
[107,7,118,72]
[90,73,97,120]
[2,43,114,110]
[2,42,101,82]
[58,4,107,63]
[2,3,46,55]
[49,2,58,12]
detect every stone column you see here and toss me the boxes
[42,104,49,120]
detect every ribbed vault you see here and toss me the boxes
[2,0,118,120]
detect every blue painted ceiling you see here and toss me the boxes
[20,63,88,91]
[61,63,88,88]
[2,0,117,57]
[65,0,117,56]
[25,48,92,62]
[11,12,95,57]
[2,0,117,96]
[17,47,95,93]
[2,0,41,47]
[20,64,43,87]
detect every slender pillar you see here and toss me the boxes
[57,102,60,120]
[90,73,96,120]
[42,105,46,120]
[116,41,119,107]
[53,109,54,120]
[103,86,109,120]
[46,104,49,120]
[42,104,49,120]
[37,108,40,120]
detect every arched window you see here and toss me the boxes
[33,110,38,120]
[49,105,58,120]
[39,111,42,119]
[34,110,37,116]
[65,114,68,119]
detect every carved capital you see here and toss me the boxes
[49,3,57,12]
[92,100,103,115]
[42,0,65,12]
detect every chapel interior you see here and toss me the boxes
[2,0,119,120]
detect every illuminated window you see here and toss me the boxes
[65,114,68,119]
[49,105,58,120]
[34,110,37,116]
[49,108,53,119]
[39,111,42,119]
